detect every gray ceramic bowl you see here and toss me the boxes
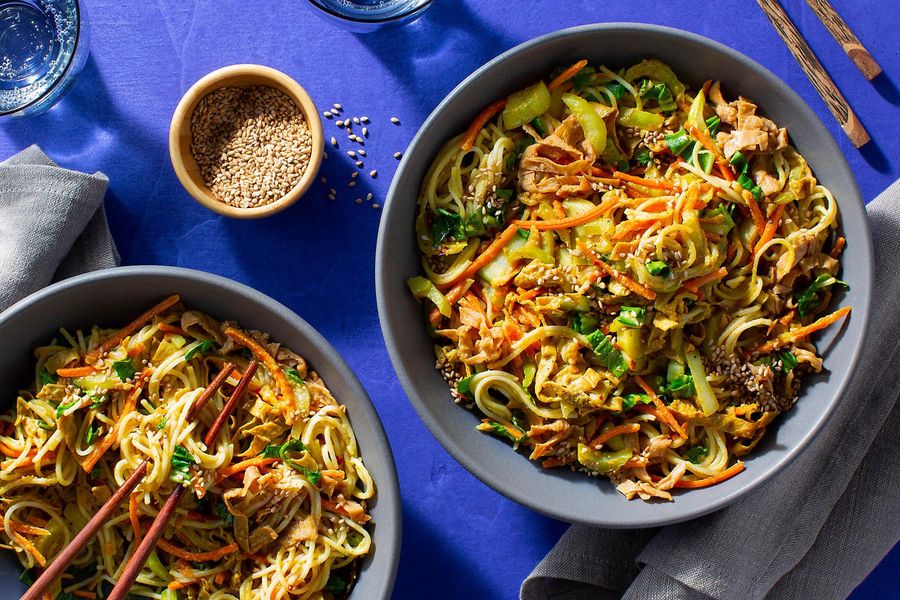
[376,23,872,527]
[0,266,401,597]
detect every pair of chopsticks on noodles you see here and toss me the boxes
[757,0,882,148]
[22,360,259,600]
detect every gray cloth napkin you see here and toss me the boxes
[522,179,900,600]
[0,145,120,312]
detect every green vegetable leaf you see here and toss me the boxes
[697,151,715,174]
[90,395,107,409]
[511,410,529,433]
[616,306,646,328]
[170,445,197,485]
[347,530,363,548]
[702,205,736,236]
[432,208,466,247]
[603,82,625,99]
[39,369,57,386]
[646,260,671,277]
[112,359,136,382]
[214,500,234,526]
[156,415,168,430]
[634,147,652,166]
[621,393,650,411]
[705,115,721,136]
[530,116,547,138]
[36,419,54,431]
[586,330,629,378]
[184,339,216,360]
[261,444,282,459]
[324,574,347,593]
[737,172,763,201]
[85,424,98,445]
[777,350,799,372]
[56,400,77,419]
[684,445,708,464]
[572,313,598,335]
[665,129,694,157]
[795,273,848,317]
[667,374,695,399]
[729,151,749,174]
[19,569,35,585]
[285,368,304,385]
[456,375,474,398]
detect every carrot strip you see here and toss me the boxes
[438,224,520,289]
[156,538,238,563]
[157,322,188,336]
[56,365,99,378]
[224,327,295,425]
[634,375,687,439]
[830,236,846,258]
[547,59,588,91]
[612,219,653,241]
[427,278,472,324]
[71,592,97,599]
[460,98,507,151]
[86,294,180,362]
[685,124,724,162]
[12,530,46,567]
[577,241,657,301]
[168,580,196,591]
[716,161,735,182]
[681,267,728,294]
[517,287,544,301]
[81,369,150,472]
[552,199,567,219]
[129,492,142,547]
[674,462,745,488]
[754,204,785,257]
[541,457,571,469]
[613,170,675,190]
[218,457,279,480]
[745,193,766,235]
[215,571,227,586]
[127,342,146,359]
[755,306,851,354]
[511,196,618,231]
[588,422,640,449]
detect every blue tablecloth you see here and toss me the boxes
[1,1,897,597]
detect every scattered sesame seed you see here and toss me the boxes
[323,152,328,159]
[393,151,402,159]
[329,188,336,195]
[362,127,368,136]
[361,116,370,123]
[351,171,359,179]
[336,120,344,128]
[348,181,357,187]
[366,192,373,201]
[390,117,400,124]
[373,203,381,209]
[356,161,364,167]
[330,136,337,147]
[333,103,342,110]
[347,151,357,158]
[352,117,360,124]
[320,176,326,184]
[369,169,378,178]
[323,110,332,118]
[355,198,362,204]
[358,149,367,157]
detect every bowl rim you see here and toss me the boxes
[376,22,873,527]
[0,265,401,597]
[168,64,324,220]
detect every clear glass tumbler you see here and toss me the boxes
[0,0,89,119]
[303,0,433,33]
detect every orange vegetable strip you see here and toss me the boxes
[716,161,735,182]
[577,241,657,301]
[218,457,279,481]
[156,538,238,563]
[129,492,142,547]
[224,327,296,425]
[215,571,227,586]
[71,592,97,599]
[12,530,46,567]
[634,375,687,439]
[541,457,571,469]
[830,236,846,258]
[460,98,507,151]
[674,462,745,488]
[552,199,567,219]
[126,342,145,359]
[613,170,675,190]
[428,278,472,323]
[754,204,786,257]
[745,193,766,235]
[681,267,728,293]
[755,306,851,354]
[56,365,99,378]
[547,59,589,91]
[157,323,188,336]
[511,196,618,231]
[589,422,640,449]
[81,369,150,473]
[686,124,725,162]
[438,224,519,289]
[168,580,196,591]
[87,294,180,362]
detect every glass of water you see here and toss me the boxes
[0,0,89,119]
[303,0,433,32]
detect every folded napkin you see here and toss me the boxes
[0,145,120,312]
[522,179,900,600]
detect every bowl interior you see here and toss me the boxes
[0,267,400,597]
[377,24,872,527]
[169,65,324,219]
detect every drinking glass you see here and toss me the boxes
[303,0,433,32]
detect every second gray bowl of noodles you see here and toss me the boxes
[0,266,401,598]
[376,23,872,527]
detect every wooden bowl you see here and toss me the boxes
[169,64,324,219]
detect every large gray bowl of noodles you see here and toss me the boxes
[0,265,400,598]
[376,23,872,527]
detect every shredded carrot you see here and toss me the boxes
[830,236,846,258]
[438,224,520,289]
[588,422,640,449]
[129,492,142,547]
[754,204,785,257]
[674,462,745,488]
[541,457,571,469]
[716,161,735,182]
[81,369,150,472]
[577,240,657,301]
[612,219,654,241]
[685,124,724,162]
[167,580,197,591]
[56,365,99,378]
[127,342,146,358]
[428,278,472,323]
[218,457,279,481]
[87,294,180,362]
[613,170,674,190]
[158,322,188,336]
[460,98,507,151]
[157,538,239,563]
[71,590,97,599]
[681,267,728,294]
[224,327,295,425]
[517,287,544,301]
[552,199,567,219]
[12,530,46,567]
[215,571,227,585]
[511,196,618,231]
[745,193,766,235]
[634,375,687,439]
[755,306,851,354]
[547,59,588,92]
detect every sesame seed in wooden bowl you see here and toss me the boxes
[169,64,324,219]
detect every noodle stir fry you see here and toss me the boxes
[2,296,373,598]
[408,59,850,501]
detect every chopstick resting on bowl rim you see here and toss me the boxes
[106,360,258,600]
[20,362,239,600]
[756,0,870,147]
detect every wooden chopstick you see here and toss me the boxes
[20,362,236,600]
[805,0,882,80]
[107,360,258,600]
[757,0,871,148]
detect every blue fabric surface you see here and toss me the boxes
[1,1,897,598]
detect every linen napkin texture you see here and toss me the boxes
[0,145,119,312]
[522,179,900,600]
